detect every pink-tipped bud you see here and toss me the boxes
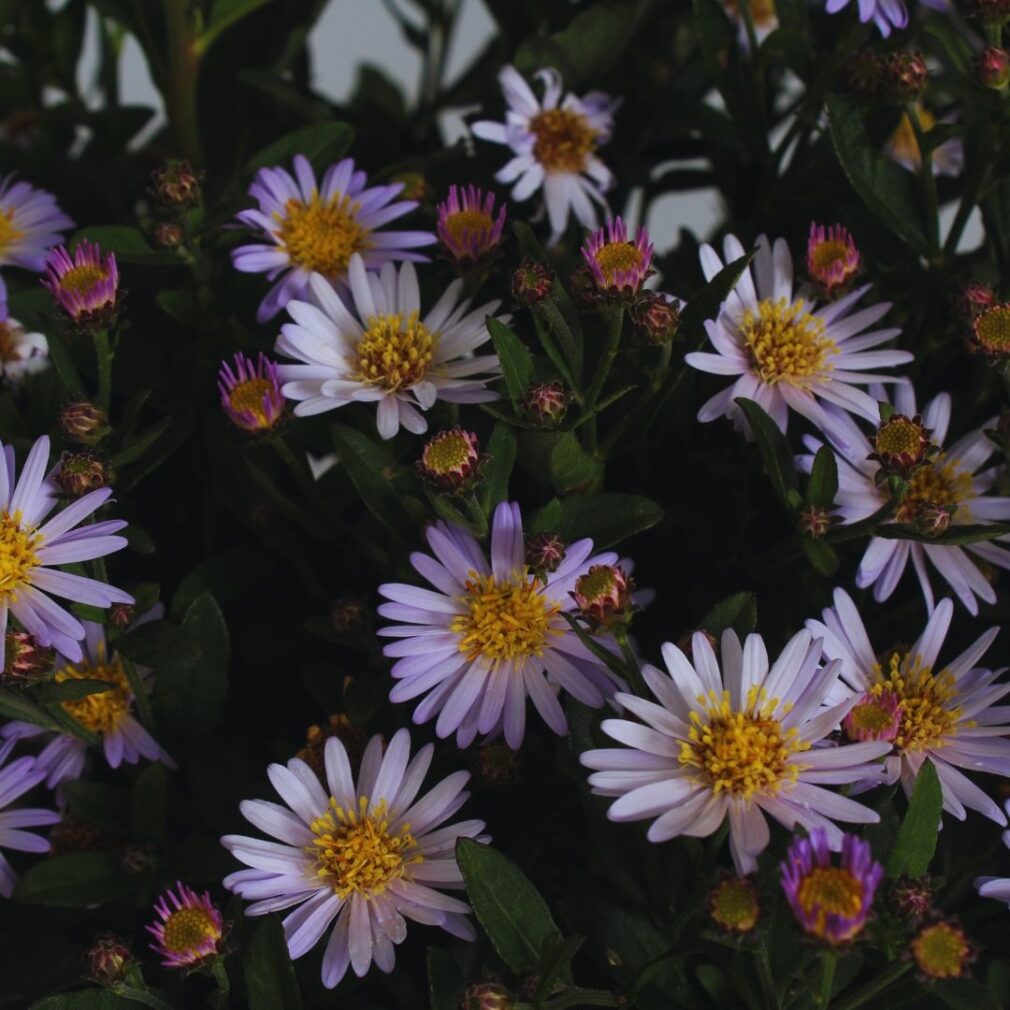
[417,428,484,493]
[806,223,861,298]
[150,160,203,209]
[85,933,132,986]
[572,563,633,632]
[630,291,680,345]
[512,259,554,307]
[525,531,566,575]
[882,51,928,102]
[976,46,1010,88]
[522,380,569,428]
[55,451,108,497]
[954,281,996,321]
[869,413,935,481]
[843,689,903,742]
[2,630,54,683]
[912,502,955,537]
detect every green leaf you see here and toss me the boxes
[802,537,839,578]
[699,592,758,637]
[70,226,181,266]
[0,688,62,732]
[826,94,931,256]
[108,417,173,469]
[456,838,559,973]
[933,979,1002,1010]
[550,492,663,548]
[806,446,838,509]
[486,317,534,407]
[513,220,546,261]
[735,398,798,513]
[244,916,304,1010]
[12,853,131,907]
[481,423,517,514]
[63,781,132,833]
[198,0,271,54]
[30,991,136,1010]
[874,521,1010,545]
[548,431,604,494]
[924,23,974,78]
[427,946,464,1010]
[246,122,354,174]
[331,424,413,536]
[887,759,942,877]
[169,546,275,619]
[535,933,583,997]
[30,679,111,703]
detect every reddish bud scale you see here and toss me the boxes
[85,933,132,986]
[954,281,996,321]
[417,428,484,493]
[630,291,680,345]
[512,258,554,307]
[459,981,515,1010]
[573,563,633,631]
[869,413,934,480]
[59,400,110,445]
[55,451,108,497]
[525,531,567,574]
[2,630,54,683]
[523,381,569,427]
[882,51,928,102]
[150,160,203,208]
[798,505,833,539]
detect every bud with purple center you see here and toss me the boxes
[869,413,935,481]
[85,933,132,986]
[218,352,285,433]
[42,242,120,329]
[436,185,507,266]
[522,380,569,428]
[525,531,566,575]
[806,223,861,298]
[572,563,633,632]
[417,428,485,494]
[512,258,554,307]
[59,400,110,445]
[2,630,54,683]
[150,160,203,209]
[55,451,108,497]
[882,51,928,102]
[630,291,680,345]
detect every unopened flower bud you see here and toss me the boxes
[512,258,554,307]
[910,918,975,980]
[392,171,429,203]
[630,291,680,345]
[970,301,1010,359]
[708,876,760,934]
[59,400,110,445]
[843,688,902,742]
[150,160,203,209]
[2,630,54,683]
[839,50,883,102]
[869,413,934,480]
[954,281,996,321]
[298,715,368,779]
[330,596,369,637]
[976,46,1010,88]
[882,51,928,102]
[525,531,566,575]
[85,933,132,986]
[417,428,485,493]
[806,223,861,298]
[117,842,157,875]
[477,741,521,788]
[522,381,569,427]
[55,451,108,497]
[108,603,134,629]
[153,221,184,249]
[573,564,633,632]
[912,502,955,538]
[888,875,934,924]
[459,981,515,1010]
[798,505,834,539]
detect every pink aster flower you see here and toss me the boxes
[42,242,119,326]
[581,216,654,294]
[436,185,507,263]
[806,223,860,298]
[147,882,224,968]
[217,352,285,432]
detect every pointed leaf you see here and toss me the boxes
[887,759,942,877]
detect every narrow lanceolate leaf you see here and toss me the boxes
[887,760,942,878]
[244,916,304,1010]
[806,446,839,509]
[481,423,518,514]
[700,592,758,637]
[735,398,799,513]
[486,317,534,407]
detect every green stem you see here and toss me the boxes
[211,958,231,1009]
[585,307,624,452]
[817,952,837,1010]
[616,628,646,697]
[462,492,489,538]
[92,328,113,414]
[161,0,202,162]
[830,961,911,1010]
[905,103,940,258]
[754,940,781,1010]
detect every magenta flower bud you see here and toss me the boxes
[42,242,120,329]
[522,380,569,427]
[572,563,633,631]
[146,881,224,969]
[436,185,506,265]
[843,688,903,742]
[976,46,1010,88]
[417,428,485,494]
[218,352,285,433]
[806,223,861,298]
[580,216,654,296]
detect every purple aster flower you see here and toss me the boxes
[0,434,133,671]
[378,501,632,749]
[217,352,285,432]
[222,728,486,988]
[147,881,224,968]
[41,242,120,327]
[436,185,507,263]
[780,829,883,944]
[824,0,908,36]
[231,154,436,323]
[0,737,59,897]
[580,216,654,293]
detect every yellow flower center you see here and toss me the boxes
[888,105,937,170]
[228,377,274,428]
[0,207,24,256]
[741,298,835,385]
[0,511,40,600]
[309,796,420,899]
[276,193,368,277]
[709,878,760,932]
[974,305,1010,354]
[59,264,107,295]
[876,418,925,458]
[354,312,434,392]
[161,906,222,955]
[58,652,132,735]
[450,571,561,663]
[894,456,972,523]
[445,209,494,244]
[848,700,896,734]
[424,432,473,475]
[870,652,962,753]
[912,923,971,979]
[576,565,616,601]
[796,867,864,941]
[529,108,598,174]
[594,242,643,284]
[810,240,851,276]
[679,687,809,798]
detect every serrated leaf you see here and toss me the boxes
[699,592,757,637]
[887,760,942,877]
[735,398,798,513]
[486,317,533,407]
[244,916,303,1010]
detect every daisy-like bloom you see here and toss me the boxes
[780,829,883,944]
[41,242,119,327]
[798,387,1010,614]
[222,728,485,988]
[377,502,627,749]
[0,434,133,670]
[217,352,285,433]
[580,628,891,874]
[147,882,224,968]
[722,0,779,48]
[975,800,1010,908]
[807,588,1010,825]
[0,308,47,385]
[274,254,501,439]
[0,173,73,308]
[580,217,653,294]
[970,301,1010,361]
[0,617,173,788]
[806,223,860,298]
[232,154,435,323]
[436,186,507,264]
[885,104,963,178]
[0,737,59,897]
[470,66,619,241]
[685,234,910,441]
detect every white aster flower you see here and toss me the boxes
[976,801,1010,907]
[807,588,1010,826]
[685,234,911,443]
[471,65,619,242]
[0,310,47,385]
[798,386,1010,615]
[222,729,485,988]
[274,254,502,439]
[581,628,890,874]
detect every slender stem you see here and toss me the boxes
[754,939,782,1010]
[92,328,113,414]
[585,307,624,452]
[905,103,940,258]
[536,298,583,390]
[211,958,231,1009]
[161,0,202,162]
[830,961,911,1010]
[616,628,646,697]
[817,952,837,1010]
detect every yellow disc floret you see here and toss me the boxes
[161,906,222,954]
[354,312,434,392]
[912,922,972,979]
[0,207,24,256]
[529,108,598,174]
[58,650,132,735]
[444,210,494,245]
[894,456,972,523]
[0,511,40,601]
[276,193,368,277]
[741,298,835,385]
[869,652,962,753]
[229,378,273,427]
[974,304,1010,356]
[594,242,643,284]
[796,867,865,942]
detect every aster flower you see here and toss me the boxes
[222,728,485,988]
[824,0,908,36]
[41,242,119,327]
[436,186,507,264]
[780,829,883,944]
[0,737,59,897]
[378,502,629,749]
[0,434,133,670]
[807,587,1010,825]
[232,154,435,323]
[581,628,891,874]
[580,217,654,294]
[885,104,963,178]
[0,307,47,385]
[274,255,502,439]
[806,223,860,298]
[976,800,1010,907]
[147,882,224,968]
[685,234,910,442]
[218,352,285,433]
[798,387,1010,614]
[471,66,619,241]
[0,173,74,309]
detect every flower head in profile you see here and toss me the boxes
[378,502,631,749]
[580,217,653,295]
[42,242,120,328]
[0,173,73,308]
[436,186,506,265]
[806,224,860,298]
[232,154,435,323]
[581,628,890,874]
[0,306,47,385]
[807,588,1010,825]
[471,66,619,241]
[218,352,285,433]
[0,435,133,671]
[147,882,224,969]
[798,387,1010,614]
[0,737,59,897]
[685,234,910,443]
[222,729,485,988]
[274,255,502,439]
[780,829,883,944]
[886,104,963,177]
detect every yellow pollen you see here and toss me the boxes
[529,108,598,174]
[594,242,643,284]
[796,867,864,940]
[424,434,472,475]
[354,312,434,392]
[876,418,925,458]
[451,571,560,663]
[0,511,40,601]
[59,264,107,295]
[709,878,759,932]
[849,702,895,733]
[912,923,970,979]
[309,796,420,899]
[810,240,851,275]
[577,566,616,601]
[678,686,808,798]
[0,207,24,255]
[869,652,962,753]
[894,456,972,523]
[276,193,369,277]
[229,377,273,427]
[445,209,494,244]
[57,649,132,735]
[161,906,222,955]
[975,306,1010,353]
[741,298,835,386]
[888,105,937,170]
